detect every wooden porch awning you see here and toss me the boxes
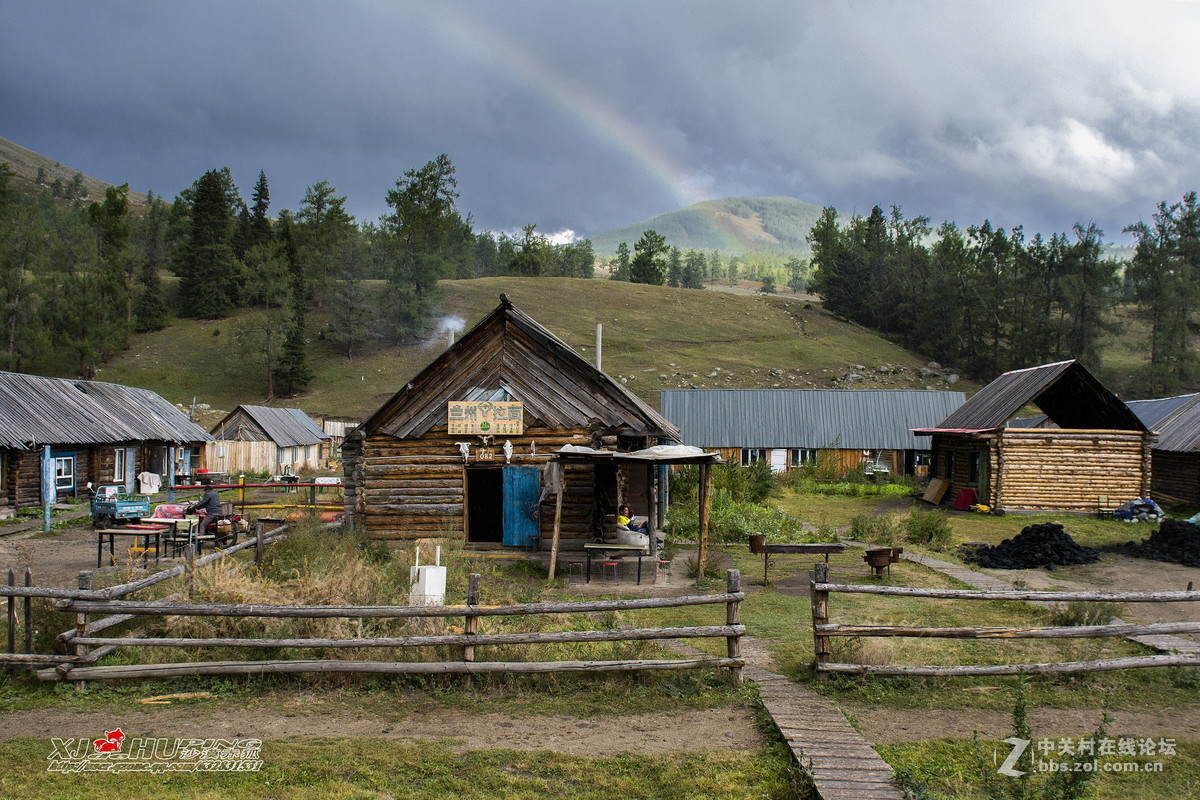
[551,444,723,466]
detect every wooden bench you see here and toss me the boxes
[753,542,846,585]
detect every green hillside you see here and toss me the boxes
[588,196,827,257]
[95,277,976,427]
[0,136,153,210]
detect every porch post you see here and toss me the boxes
[40,445,53,533]
[696,461,712,585]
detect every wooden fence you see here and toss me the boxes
[809,562,1200,676]
[2,531,744,684]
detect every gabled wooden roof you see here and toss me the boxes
[361,296,681,441]
[917,360,1146,434]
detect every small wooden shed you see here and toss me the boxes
[206,405,331,475]
[1127,393,1200,504]
[915,360,1152,512]
[342,296,681,547]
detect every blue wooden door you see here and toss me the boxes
[502,466,541,546]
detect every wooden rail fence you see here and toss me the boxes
[4,527,744,684]
[45,570,745,682]
[1,521,287,683]
[809,561,1200,676]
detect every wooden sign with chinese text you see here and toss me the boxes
[447,401,524,435]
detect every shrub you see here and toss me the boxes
[850,513,903,545]
[669,490,835,544]
[904,509,953,550]
[1047,601,1120,627]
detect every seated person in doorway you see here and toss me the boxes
[617,504,649,533]
[185,485,223,534]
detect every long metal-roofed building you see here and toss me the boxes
[0,370,212,509]
[1126,393,1200,504]
[915,360,1153,512]
[207,405,332,474]
[660,389,966,477]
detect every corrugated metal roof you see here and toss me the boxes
[1128,394,1200,452]
[929,360,1146,433]
[215,405,330,448]
[0,371,212,448]
[659,389,966,450]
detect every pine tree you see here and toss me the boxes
[177,169,239,318]
[630,230,667,285]
[381,154,465,338]
[613,242,630,281]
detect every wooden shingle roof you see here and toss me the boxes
[0,371,212,448]
[361,296,680,441]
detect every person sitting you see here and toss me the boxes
[185,485,223,535]
[617,504,649,533]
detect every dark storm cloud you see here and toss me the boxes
[2,1,1199,242]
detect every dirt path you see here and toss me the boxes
[0,701,764,755]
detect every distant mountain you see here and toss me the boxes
[0,136,152,208]
[588,196,828,257]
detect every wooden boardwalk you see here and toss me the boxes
[666,636,906,799]
[901,550,1200,654]
[748,665,907,800]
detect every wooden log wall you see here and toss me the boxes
[9,447,95,508]
[1150,451,1200,505]
[995,430,1151,511]
[355,428,600,543]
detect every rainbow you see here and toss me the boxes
[418,4,712,213]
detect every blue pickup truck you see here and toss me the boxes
[90,485,151,527]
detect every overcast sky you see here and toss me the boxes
[3,1,1199,245]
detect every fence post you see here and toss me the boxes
[23,569,32,658]
[254,521,265,566]
[811,561,830,679]
[726,569,743,685]
[74,571,92,690]
[6,569,14,675]
[464,573,480,686]
[185,544,196,599]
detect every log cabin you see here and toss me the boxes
[342,296,682,548]
[660,389,965,478]
[915,360,1153,512]
[0,371,211,511]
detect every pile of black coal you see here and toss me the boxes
[1101,519,1200,567]
[962,523,1100,569]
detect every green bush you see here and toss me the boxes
[668,490,835,544]
[904,509,953,550]
[670,460,778,506]
[850,513,903,545]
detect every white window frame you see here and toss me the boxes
[114,447,126,483]
[740,448,768,467]
[54,456,75,491]
[789,448,818,468]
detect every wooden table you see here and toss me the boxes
[583,542,650,584]
[96,523,176,568]
[756,542,846,585]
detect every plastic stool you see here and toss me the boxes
[560,560,585,584]
[601,560,621,582]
